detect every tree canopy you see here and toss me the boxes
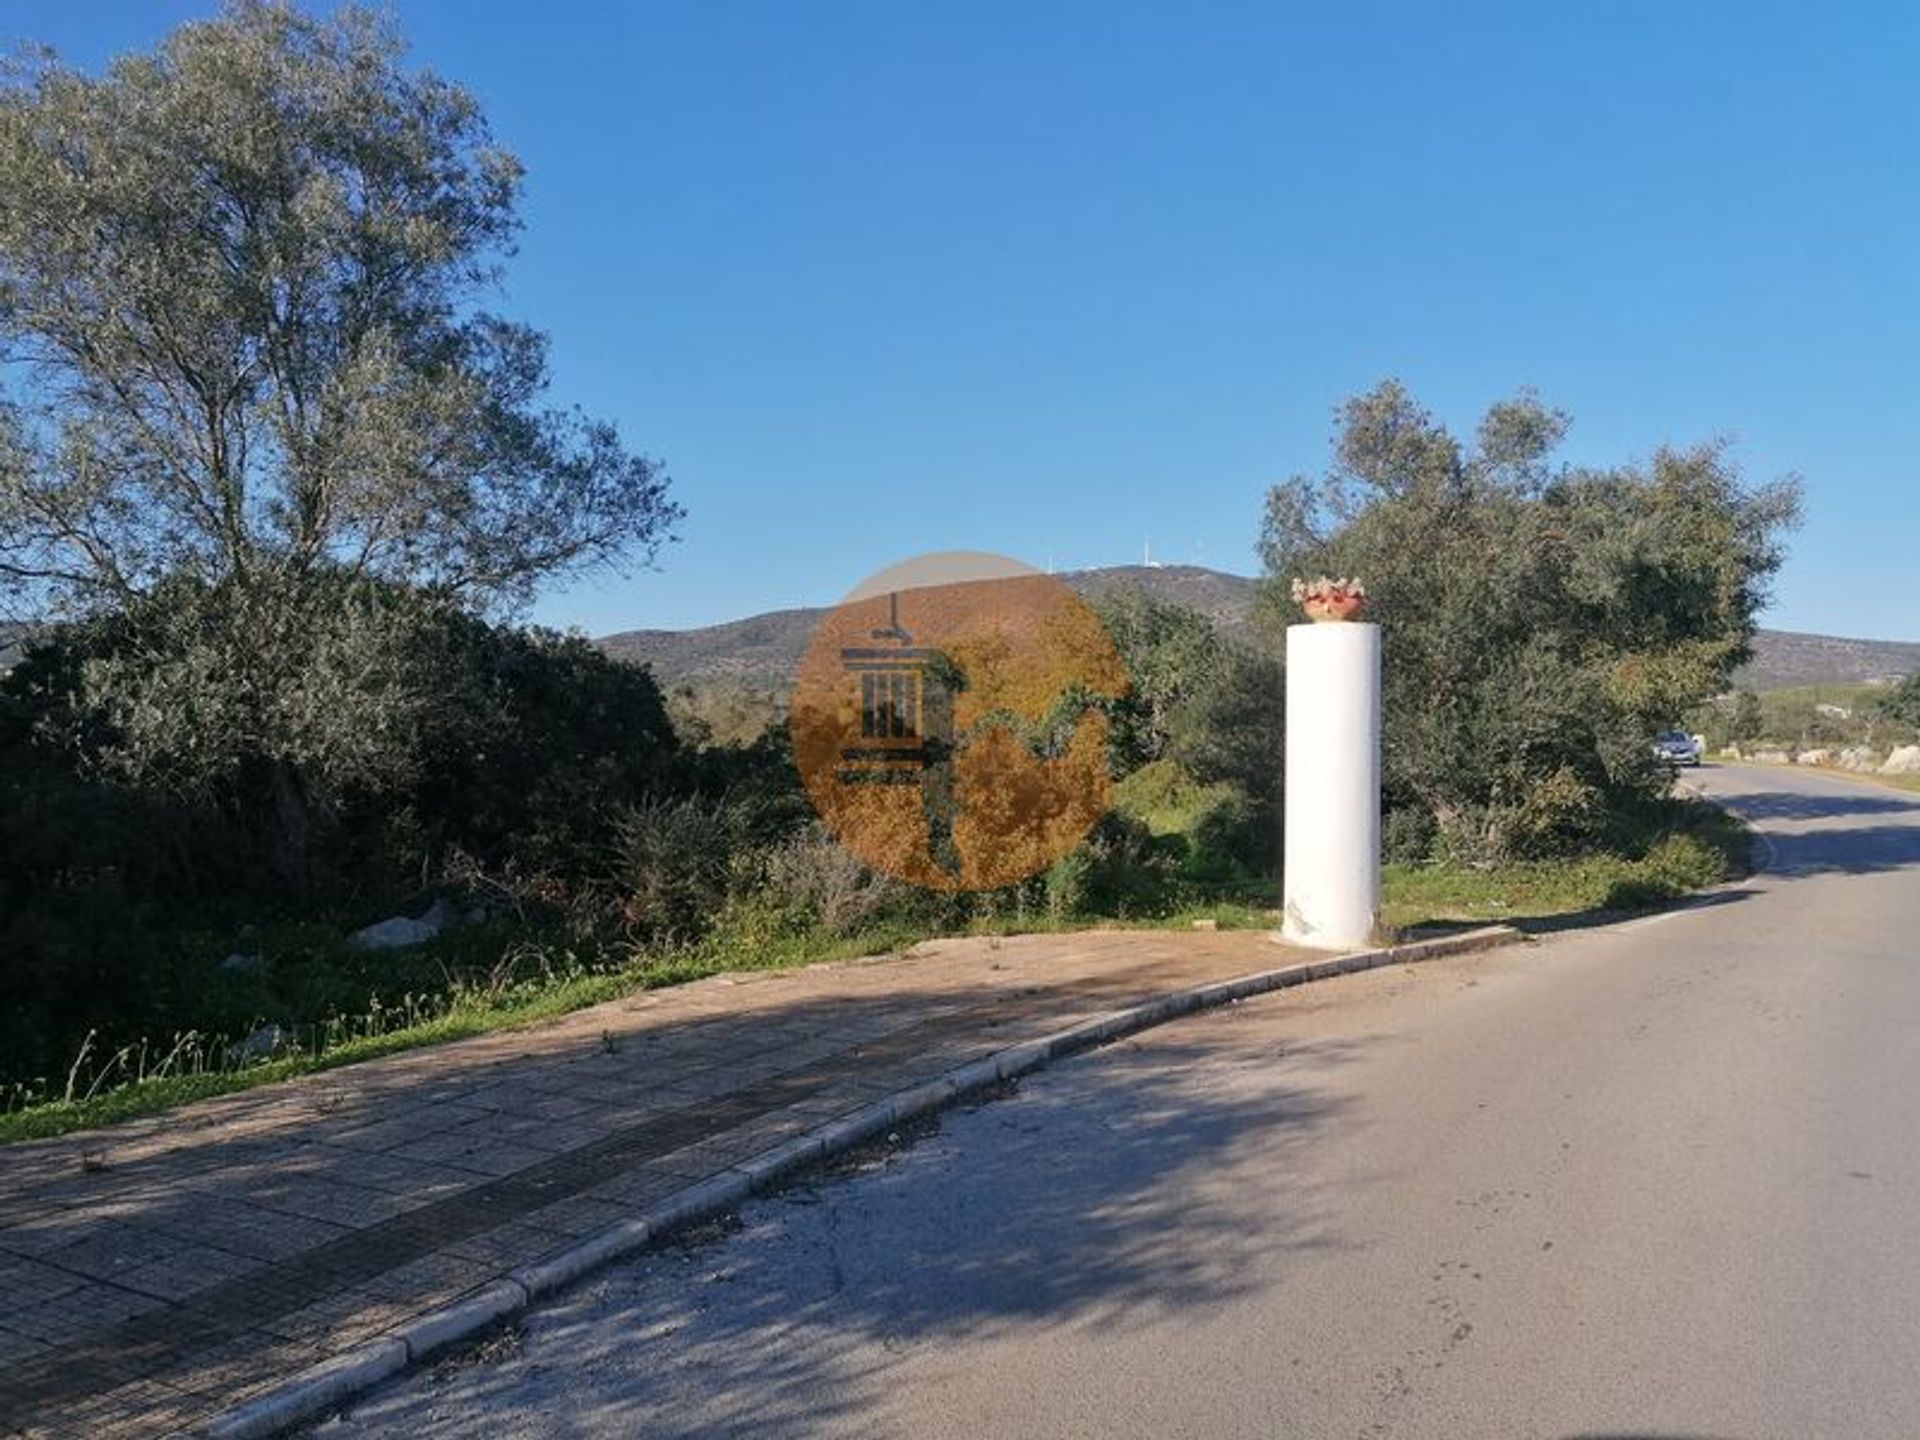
[1876,672,1920,732]
[1262,380,1802,860]
[0,0,678,617]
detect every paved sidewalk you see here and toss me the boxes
[0,927,1331,1439]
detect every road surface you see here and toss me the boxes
[313,764,1920,1440]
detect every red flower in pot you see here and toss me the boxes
[1290,576,1367,622]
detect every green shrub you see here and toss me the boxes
[605,794,759,945]
[1043,849,1092,920]
[1383,806,1438,864]
[1599,833,1729,910]
[765,823,909,937]
[1072,810,1182,915]
[1503,766,1608,859]
[1186,789,1272,881]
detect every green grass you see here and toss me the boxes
[1,799,1751,1148]
[0,920,944,1147]
[0,893,1292,1148]
[1756,682,1888,710]
[1379,802,1750,933]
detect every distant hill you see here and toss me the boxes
[596,565,1266,692]
[598,564,1917,696]
[1731,629,1920,691]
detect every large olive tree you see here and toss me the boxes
[0,2,682,889]
[0,1,677,614]
[1262,380,1801,861]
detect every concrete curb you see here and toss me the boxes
[195,922,1520,1439]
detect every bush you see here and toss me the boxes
[1043,848,1092,921]
[1501,766,1608,860]
[1186,788,1273,881]
[1073,810,1182,915]
[6,577,689,907]
[765,824,909,937]
[1167,642,1285,811]
[1384,806,1438,864]
[605,794,760,945]
[0,584,702,1089]
[1599,834,1728,910]
[400,619,683,886]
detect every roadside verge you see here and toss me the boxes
[200,923,1521,1440]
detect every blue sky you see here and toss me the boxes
[13,2,1918,640]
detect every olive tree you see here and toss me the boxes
[1261,380,1801,861]
[0,1,678,615]
[1876,672,1920,733]
[0,3,682,889]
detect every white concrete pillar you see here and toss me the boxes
[1281,622,1382,949]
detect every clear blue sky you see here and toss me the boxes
[13,2,1919,640]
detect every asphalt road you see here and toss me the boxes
[315,764,1920,1440]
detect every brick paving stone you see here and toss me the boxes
[0,926,1314,1439]
[440,1221,575,1269]
[386,1131,552,1178]
[0,1211,115,1262]
[354,1251,499,1304]
[33,1221,188,1284]
[0,1328,54,1365]
[229,1176,416,1228]
[50,1378,190,1435]
[248,1288,378,1346]
[114,1242,261,1301]
[301,1304,409,1352]
[299,1150,478,1202]
[166,1334,332,1409]
[0,1256,89,1309]
[580,1167,703,1212]
[157,1202,353,1262]
[523,1195,638,1239]
[3,1288,162,1357]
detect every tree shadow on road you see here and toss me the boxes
[1759,819,1920,877]
[324,1032,1373,1440]
[1716,789,1918,823]
[1716,789,1920,878]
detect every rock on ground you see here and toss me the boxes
[1884,745,1920,776]
[348,897,460,951]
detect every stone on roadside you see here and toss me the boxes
[1837,746,1880,772]
[1883,745,1920,775]
[347,897,459,951]
[1750,747,1791,764]
[1794,748,1832,767]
